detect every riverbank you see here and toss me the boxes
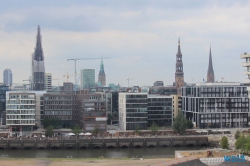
[0,158,171,166]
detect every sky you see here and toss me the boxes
[0,0,249,87]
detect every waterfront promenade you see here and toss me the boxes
[0,135,209,149]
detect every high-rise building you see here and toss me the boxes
[3,69,12,87]
[44,73,52,91]
[98,58,106,86]
[240,52,250,83]
[175,38,185,95]
[32,25,45,91]
[80,69,95,89]
[207,46,215,82]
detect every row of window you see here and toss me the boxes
[6,110,35,114]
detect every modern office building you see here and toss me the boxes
[147,95,173,127]
[207,46,215,83]
[175,38,185,95]
[0,85,9,125]
[44,73,52,91]
[32,25,45,91]
[3,69,12,87]
[153,81,164,86]
[80,69,95,89]
[98,59,106,86]
[182,83,249,128]
[149,86,178,95]
[148,86,181,122]
[81,110,107,133]
[43,83,77,128]
[6,91,45,136]
[77,91,106,132]
[119,93,148,130]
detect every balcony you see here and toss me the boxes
[240,53,250,59]
[244,71,250,75]
[242,62,250,67]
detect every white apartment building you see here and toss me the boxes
[6,91,46,136]
[119,93,148,130]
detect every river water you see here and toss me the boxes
[0,147,202,158]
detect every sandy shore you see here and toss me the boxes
[0,158,171,166]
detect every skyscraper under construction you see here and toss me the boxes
[32,25,45,91]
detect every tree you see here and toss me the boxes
[186,120,193,129]
[235,135,246,152]
[235,130,241,139]
[173,111,188,134]
[92,126,100,136]
[45,125,54,137]
[134,125,141,136]
[149,122,159,135]
[244,135,250,152]
[220,136,229,149]
[72,125,81,135]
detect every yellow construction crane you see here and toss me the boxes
[67,57,110,89]
[63,73,79,82]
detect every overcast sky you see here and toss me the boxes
[0,0,249,87]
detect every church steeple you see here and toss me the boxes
[175,37,184,94]
[32,25,45,91]
[207,45,215,82]
[98,57,106,86]
[34,25,44,61]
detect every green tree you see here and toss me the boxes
[72,125,81,135]
[244,135,250,152]
[235,130,241,139]
[186,120,194,129]
[173,111,188,134]
[134,125,141,136]
[149,122,159,135]
[235,135,246,152]
[220,136,229,149]
[92,126,100,136]
[45,125,54,137]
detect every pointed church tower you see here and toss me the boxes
[98,58,106,86]
[175,38,185,94]
[32,25,45,90]
[207,46,215,83]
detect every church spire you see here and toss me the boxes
[98,57,106,86]
[178,37,181,53]
[175,37,184,95]
[34,25,44,61]
[207,45,215,82]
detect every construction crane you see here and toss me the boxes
[63,73,80,82]
[67,57,110,89]
[127,78,135,87]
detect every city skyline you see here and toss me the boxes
[0,1,249,86]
